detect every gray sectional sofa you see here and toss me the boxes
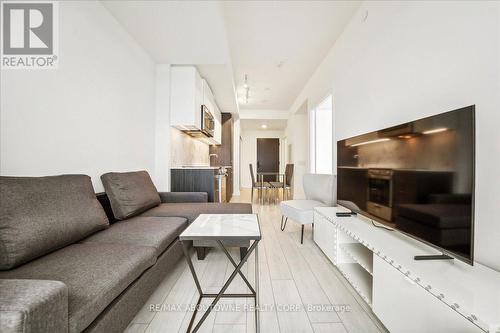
[0,171,252,333]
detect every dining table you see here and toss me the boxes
[256,172,286,204]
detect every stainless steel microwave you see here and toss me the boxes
[200,105,215,137]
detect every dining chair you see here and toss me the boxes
[270,164,294,200]
[249,163,271,203]
[279,174,335,243]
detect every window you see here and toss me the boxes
[310,95,333,174]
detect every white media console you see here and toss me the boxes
[313,206,500,333]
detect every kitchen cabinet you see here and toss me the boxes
[170,66,222,145]
[201,79,221,145]
[170,66,203,131]
[213,104,222,145]
[171,168,225,203]
[225,167,233,202]
[210,113,233,201]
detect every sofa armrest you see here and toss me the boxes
[0,279,68,333]
[158,192,208,203]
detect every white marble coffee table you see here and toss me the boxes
[179,214,261,333]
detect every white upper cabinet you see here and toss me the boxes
[170,66,221,145]
[213,103,222,145]
[170,66,203,131]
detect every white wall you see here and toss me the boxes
[285,112,309,199]
[290,1,500,271]
[232,117,241,196]
[154,65,171,191]
[240,129,285,189]
[0,1,157,192]
[311,100,333,174]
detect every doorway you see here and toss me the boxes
[257,138,280,181]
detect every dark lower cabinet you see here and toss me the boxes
[171,169,218,202]
[210,112,234,202]
[226,168,233,202]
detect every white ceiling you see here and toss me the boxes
[223,1,360,110]
[103,0,239,112]
[102,1,230,64]
[241,119,288,131]
[103,1,360,114]
[197,65,237,112]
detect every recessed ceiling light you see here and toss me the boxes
[261,124,268,129]
[423,128,447,135]
[242,74,250,103]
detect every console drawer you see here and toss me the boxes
[372,255,482,333]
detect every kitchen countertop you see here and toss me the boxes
[338,166,452,172]
[171,165,232,169]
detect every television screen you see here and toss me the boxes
[337,106,475,264]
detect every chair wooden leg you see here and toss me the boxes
[280,216,288,231]
[301,225,304,244]
[251,187,254,203]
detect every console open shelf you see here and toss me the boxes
[340,242,373,275]
[314,206,500,333]
[337,262,373,306]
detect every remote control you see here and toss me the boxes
[336,212,352,217]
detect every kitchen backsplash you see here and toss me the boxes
[170,128,209,166]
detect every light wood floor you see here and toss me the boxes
[125,189,386,333]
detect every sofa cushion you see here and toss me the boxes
[280,200,327,224]
[0,243,156,333]
[140,202,253,223]
[0,279,68,333]
[0,175,109,270]
[101,171,161,220]
[81,216,188,256]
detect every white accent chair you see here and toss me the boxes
[279,174,336,243]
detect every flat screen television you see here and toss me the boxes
[337,106,475,264]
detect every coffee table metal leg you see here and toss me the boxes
[255,240,260,333]
[182,239,260,333]
[182,241,202,295]
[187,240,259,333]
[218,241,256,294]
